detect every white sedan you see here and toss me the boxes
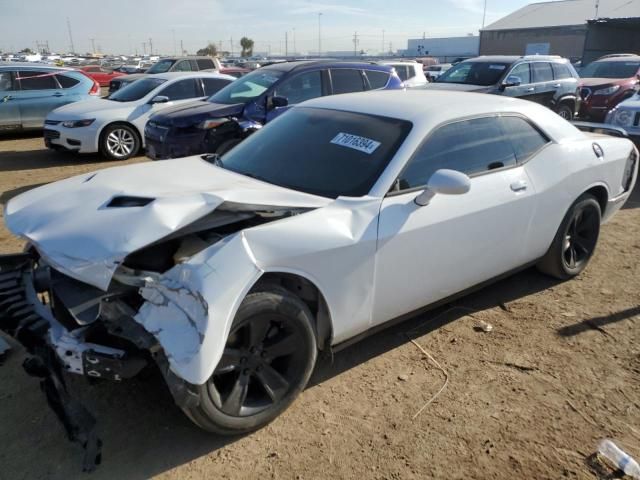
[1,90,637,468]
[43,71,235,160]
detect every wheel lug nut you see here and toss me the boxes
[240,357,247,364]
[243,369,250,376]
[261,351,267,358]
[250,347,257,354]
[256,365,262,372]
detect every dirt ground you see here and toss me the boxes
[0,132,639,480]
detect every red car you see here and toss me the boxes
[78,65,126,87]
[578,55,640,121]
[219,67,250,78]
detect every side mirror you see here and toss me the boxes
[150,95,169,104]
[502,75,522,89]
[414,169,471,206]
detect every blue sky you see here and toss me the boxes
[2,0,534,55]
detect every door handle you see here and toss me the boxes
[510,180,528,192]
[553,83,561,88]
[526,87,535,92]
[52,92,64,97]
[1,95,11,102]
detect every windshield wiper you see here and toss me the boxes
[202,153,224,168]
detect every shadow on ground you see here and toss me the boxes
[0,148,107,173]
[0,266,559,479]
[557,305,640,337]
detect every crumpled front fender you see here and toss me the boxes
[134,232,262,385]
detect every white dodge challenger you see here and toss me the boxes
[0,90,637,469]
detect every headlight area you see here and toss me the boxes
[61,119,95,128]
[0,252,196,472]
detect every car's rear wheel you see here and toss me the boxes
[556,103,574,121]
[184,286,317,435]
[100,123,140,160]
[537,193,601,279]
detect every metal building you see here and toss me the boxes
[479,0,640,62]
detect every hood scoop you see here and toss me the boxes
[105,196,155,208]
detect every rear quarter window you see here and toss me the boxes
[552,63,573,80]
[500,116,549,163]
[0,71,14,91]
[365,70,389,89]
[532,62,553,82]
[56,74,80,88]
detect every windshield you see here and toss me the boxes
[580,60,640,79]
[146,59,174,74]
[436,61,510,86]
[219,107,412,198]
[109,77,166,102]
[209,69,283,104]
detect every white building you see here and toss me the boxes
[404,36,479,61]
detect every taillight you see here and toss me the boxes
[89,80,100,96]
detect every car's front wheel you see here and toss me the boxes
[100,123,140,160]
[184,285,317,435]
[556,103,574,121]
[537,193,601,279]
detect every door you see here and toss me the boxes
[502,62,537,102]
[531,62,556,108]
[15,70,68,128]
[372,116,537,325]
[266,70,324,122]
[0,71,20,130]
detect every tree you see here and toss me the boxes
[240,37,254,58]
[20,47,34,54]
[196,43,218,56]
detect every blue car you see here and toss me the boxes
[145,61,403,159]
[0,63,100,132]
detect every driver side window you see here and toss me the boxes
[508,63,531,84]
[274,71,322,105]
[397,116,516,190]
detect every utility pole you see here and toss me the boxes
[230,36,233,57]
[66,17,75,54]
[482,0,488,28]
[353,31,359,57]
[180,40,184,55]
[285,31,288,56]
[382,29,385,55]
[595,0,599,17]
[148,38,153,56]
[318,12,322,56]
[142,42,146,55]
[90,37,96,54]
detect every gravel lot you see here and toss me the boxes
[1,132,639,480]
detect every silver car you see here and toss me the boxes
[0,63,100,131]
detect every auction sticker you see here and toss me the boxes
[331,132,381,154]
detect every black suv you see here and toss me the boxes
[109,56,222,93]
[424,55,581,120]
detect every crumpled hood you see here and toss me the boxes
[616,94,640,109]
[423,82,491,93]
[149,102,245,128]
[5,156,330,290]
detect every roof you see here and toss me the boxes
[262,60,392,73]
[463,55,569,63]
[483,0,640,31]
[0,62,71,70]
[301,89,539,124]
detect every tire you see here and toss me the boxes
[216,138,242,156]
[99,123,140,160]
[556,103,574,121]
[184,286,317,435]
[536,193,601,280]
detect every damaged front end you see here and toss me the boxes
[0,203,316,472]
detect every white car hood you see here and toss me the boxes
[47,98,139,119]
[5,157,331,290]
